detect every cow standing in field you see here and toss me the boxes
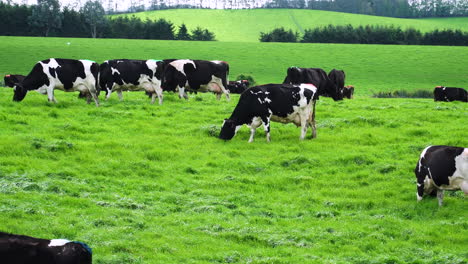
[433,86,467,102]
[12,58,100,106]
[343,85,354,99]
[328,69,345,95]
[4,74,26,88]
[161,59,230,100]
[415,145,468,206]
[219,83,318,142]
[227,80,250,94]
[99,59,165,104]
[0,232,92,264]
[283,67,343,101]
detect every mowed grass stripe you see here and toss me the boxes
[1,36,467,96]
[114,9,468,42]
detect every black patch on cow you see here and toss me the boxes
[4,74,26,87]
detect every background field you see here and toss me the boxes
[1,36,467,95]
[114,9,468,42]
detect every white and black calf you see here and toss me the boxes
[4,74,26,88]
[13,58,100,106]
[219,83,318,142]
[433,86,467,102]
[99,59,165,104]
[0,232,92,264]
[227,80,249,94]
[161,59,230,100]
[283,67,343,101]
[415,145,468,206]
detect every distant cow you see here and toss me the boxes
[99,59,165,104]
[227,80,250,94]
[415,145,468,206]
[13,58,100,106]
[219,83,318,142]
[328,69,345,95]
[161,59,230,100]
[4,74,26,87]
[343,85,354,99]
[283,67,343,101]
[433,86,467,102]
[0,232,92,264]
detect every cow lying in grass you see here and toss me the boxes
[415,145,468,206]
[0,231,92,264]
[219,83,318,142]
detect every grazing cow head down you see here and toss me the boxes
[13,83,28,102]
[219,119,237,140]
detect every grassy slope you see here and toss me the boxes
[0,89,466,264]
[1,36,467,95]
[115,9,468,42]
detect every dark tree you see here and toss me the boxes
[176,23,191,40]
[28,0,63,37]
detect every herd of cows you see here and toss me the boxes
[1,57,467,263]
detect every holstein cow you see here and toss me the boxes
[433,86,467,102]
[343,85,354,99]
[161,59,230,100]
[99,59,165,104]
[415,145,468,206]
[328,69,345,96]
[4,74,26,87]
[227,80,250,94]
[283,67,343,101]
[0,231,92,264]
[219,83,318,142]
[13,58,100,106]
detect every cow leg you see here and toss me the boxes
[416,175,425,202]
[248,117,262,143]
[91,90,100,107]
[178,87,188,100]
[154,85,163,105]
[261,116,271,142]
[300,112,308,140]
[117,90,123,101]
[437,190,444,206]
[308,100,317,138]
[46,85,57,103]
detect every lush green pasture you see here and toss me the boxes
[0,87,467,263]
[115,9,468,42]
[1,36,467,95]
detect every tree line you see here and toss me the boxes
[259,25,468,46]
[0,1,215,41]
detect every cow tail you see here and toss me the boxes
[225,63,229,86]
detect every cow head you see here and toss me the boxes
[219,119,237,140]
[324,79,343,101]
[13,83,28,101]
[284,67,302,84]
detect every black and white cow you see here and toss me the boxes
[433,86,468,102]
[283,67,343,101]
[415,145,468,206]
[13,58,100,106]
[4,74,26,88]
[99,59,165,104]
[343,85,354,99]
[219,83,318,142]
[160,59,230,100]
[328,69,345,95]
[0,232,92,264]
[227,80,250,94]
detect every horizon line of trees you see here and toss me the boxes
[260,25,468,46]
[0,1,215,41]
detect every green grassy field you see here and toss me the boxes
[0,36,467,263]
[1,36,467,95]
[114,9,468,42]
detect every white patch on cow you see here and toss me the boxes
[49,239,70,247]
[418,146,431,172]
[211,60,224,64]
[265,97,272,103]
[235,125,242,134]
[170,60,196,76]
[257,98,263,104]
[111,67,120,76]
[442,148,468,192]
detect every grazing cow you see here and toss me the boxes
[415,145,468,206]
[227,80,250,94]
[161,59,230,100]
[13,58,100,106]
[219,83,318,142]
[283,67,343,101]
[328,69,345,95]
[343,85,354,99]
[0,232,92,264]
[4,74,26,88]
[99,59,165,104]
[433,86,467,102]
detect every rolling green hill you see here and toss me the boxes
[1,36,467,95]
[114,9,468,42]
